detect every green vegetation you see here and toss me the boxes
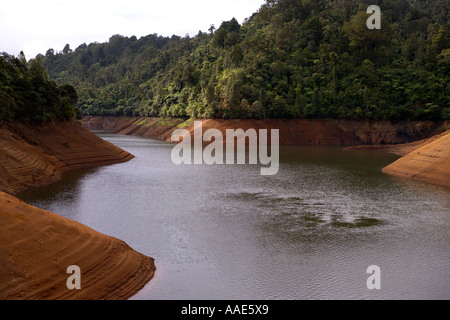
[134,118,152,126]
[0,52,78,122]
[153,117,186,127]
[177,118,195,129]
[42,0,449,121]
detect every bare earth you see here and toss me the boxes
[82,116,444,146]
[0,121,134,195]
[0,191,155,300]
[382,131,450,187]
[0,120,156,300]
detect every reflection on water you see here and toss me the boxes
[18,133,450,300]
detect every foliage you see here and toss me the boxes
[42,0,449,121]
[0,52,77,122]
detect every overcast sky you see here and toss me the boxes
[1,0,265,58]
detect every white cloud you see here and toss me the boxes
[0,0,264,58]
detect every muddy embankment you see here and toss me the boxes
[0,120,156,300]
[82,116,447,145]
[82,116,450,187]
[382,130,450,187]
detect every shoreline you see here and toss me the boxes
[345,130,450,187]
[2,116,446,299]
[0,120,156,300]
[80,116,450,146]
[0,191,155,300]
[343,130,450,156]
[81,115,450,188]
[382,131,450,188]
[0,120,134,195]
[82,116,448,146]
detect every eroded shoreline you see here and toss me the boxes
[0,120,156,300]
[82,116,450,187]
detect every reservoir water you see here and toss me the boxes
[18,131,450,300]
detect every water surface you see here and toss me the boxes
[19,132,450,300]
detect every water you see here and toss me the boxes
[18,131,450,300]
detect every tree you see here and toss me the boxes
[46,49,55,57]
[29,58,48,82]
[311,88,322,117]
[60,84,78,105]
[212,18,241,48]
[231,45,244,66]
[37,0,449,122]
[63,44,73,54]
[0,85,15,121]
[343,11,390,64]
[18,51,26,64]
[0,53,78,122]
[432,27,450,53]
[295,84,306,116]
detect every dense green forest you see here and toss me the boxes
[0,52,78,122]
[42,0,449,121]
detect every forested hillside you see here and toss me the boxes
[0,52,78,122]
[42,0,449,121]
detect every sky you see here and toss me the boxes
[0,0,265,59]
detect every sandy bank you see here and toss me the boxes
[82,116,444,146]
[382,131,450,187]
[0,121,134,195]
[0,191,155,300]
[0,120,155,300]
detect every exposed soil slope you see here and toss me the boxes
[345,129,450,156]
[382,131,450,187]
[0,120,155,300]
[82,116,444,146]
[0,121,134,195]
[0,191,155,300]
[82,116,450,187]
